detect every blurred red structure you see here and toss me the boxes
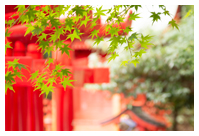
[5,5,179,131]
[5,5,132,131]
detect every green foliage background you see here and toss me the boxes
[99,6,194,130]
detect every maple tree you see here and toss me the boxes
[5,5,179,97]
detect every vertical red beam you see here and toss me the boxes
[52,45,73,131]
[12,86,19,131]
[68,88,73,131]
[5,38,13,131]
[26,43,43,131]
[63,88,69,130]
[5,89,11,131]
[9,89,16,130]
[27,87,35,131]
[55,87,62,131]
[62,87,73,131]
[32,90,43,130]
[12,41,27,131]
[15,85,27,131]
[60,89,64,131]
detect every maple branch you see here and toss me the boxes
[9,5,30,29]
[114,5,133,58]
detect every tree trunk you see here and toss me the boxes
[172,108,178,131]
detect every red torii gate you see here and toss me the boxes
[5,5,132,131]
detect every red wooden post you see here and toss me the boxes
[5,57,32,131]
[5,57,44,131]
[8,42,27,131]
[26,44,44,131]
[5,6,133,131]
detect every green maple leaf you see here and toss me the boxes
[109,36,120,47]
[40,85,54,97]
[5,82,15,93]
[5,29,11,37]
[44,46,53,56]
[15,5,26,13]
[159,5,166,10]
[14,71,25,81]
[49,33,57,42]
[66,28,82,42]
[29,70,39,82]
[46,58,54,65]
[118,36,126,45]
[32,26,43,36]
[108,45,118,54]
[6,19,15,27]
[128,32,138,41]
[73,15,82,23]
[42,5,49,13]
[59,44,72,56]
[25,8,37,22]
[163,10,170,16]
[5,71,15,83]
[56,71,63,79]
[89,29,99,39]
[25,23,35,36]
[150,12,161,24]
[72,5,86,16]
[108,53,119,63]
[61,77,75,90]
[109,26,120,37]
[55,64,63,71]
[54,27,65,40]
[94,6,107,17]
[61,68,71,76]
[36,75,46,84]
[54,5,67,16]
[36,33,48,43]
[130,5,142,11]
[15,63,27,70]
[5,41,13,53]
[90,17,98,29]
[47,77,56,86]
[134,49,146,58]
[130,59,139,67]
[41,18,49,28]
[11,13,18,18]
[65,18,75,32]
[94,36,104,45]
[75,27,83,36]
[120,60,129,67]
[124,26,132,34]
[7,59,19,69]
[38,41,50,52]
[35,10,46,19]
[140,41,151,49]
[141,34,153,42]
[129,13,140,21]
[137,49,146,57]
[169,19,179,30]
[80,15,91,27]
[48,15,61,29]
[53,40,64,49]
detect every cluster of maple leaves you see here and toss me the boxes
[5,5,179,96]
